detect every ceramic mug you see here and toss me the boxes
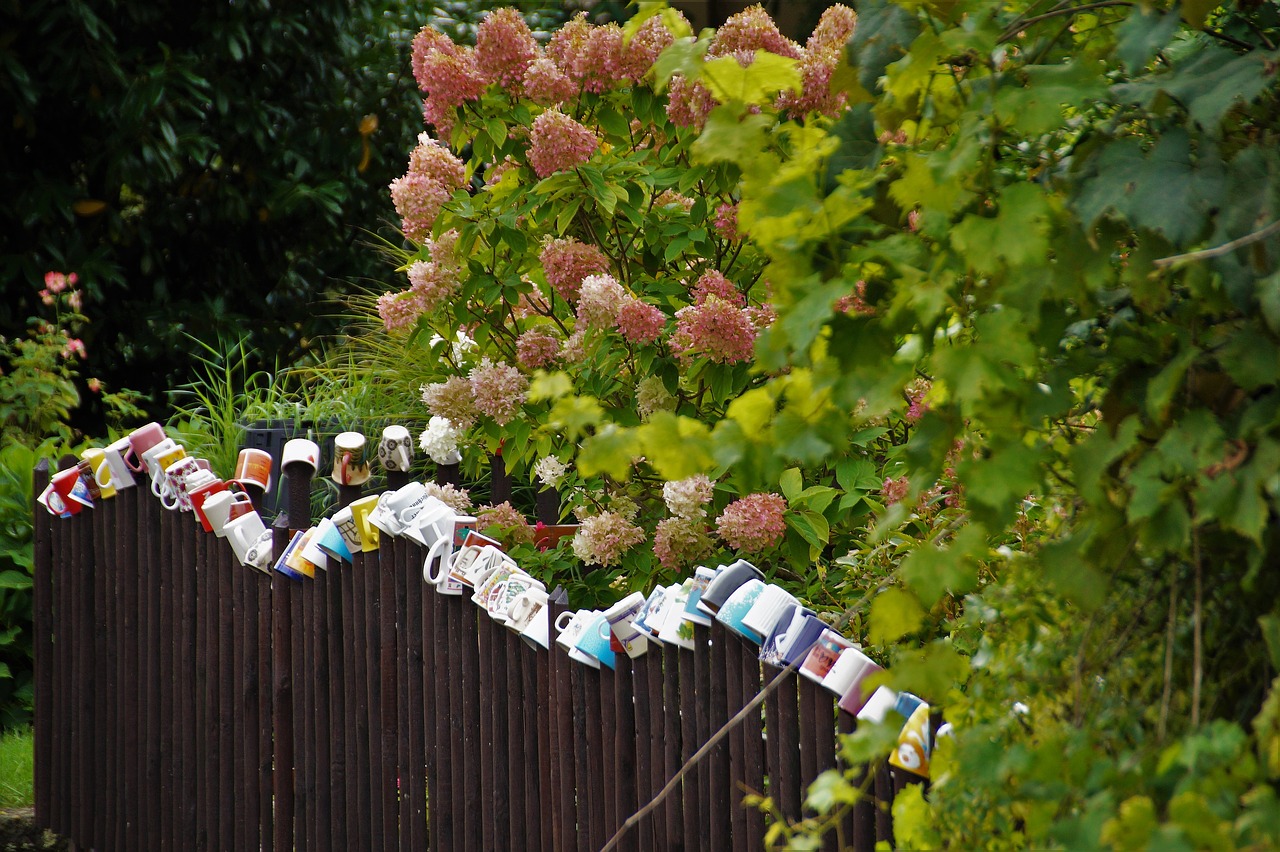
[658,582,696,650]
[741,584,800,641]
[518,602,552,650]
[202,490,255,538]
[836,650,886,716]
[799,628,855,684]
[574,611,617,670]
[225,512,271,570]
[189,477,229,532]
[98,437,139,488]
[634,585,670,638]
[297,527,330,573]
[233,448,273,492]
[759,604,823,668]
[402,499,455,548]
[313,517,353,564]
[555,609,594,654]
[600,591,650,658]
[49,467,92,515]
[74,455,103,502]
[506,586,549,634]
[157,456,202,510]
[140,438,181,489]
[823,646,874,698]
[487,572,545,624]
[281,438,321,472]
[332,432,371,486]
[126,422,167,471]
[369,481,429,536]
[331,507,363,556]
[348,494,382,552]
[272,530,308,579]
[697,559,764,617]
[470,558,519,608]
[378,424,414,473]
[681,565,718,627]
[715,578,767,644]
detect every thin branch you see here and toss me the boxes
[999,1,1133,43]
[1153,219,1280,268]
[599,587,884,852]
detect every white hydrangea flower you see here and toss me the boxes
[533,454,568,488]
[418,415,462,465]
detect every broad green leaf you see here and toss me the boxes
[636,412,716,480]
[893,784,941,851]
[0,570,33,590]
[577,426,643,481]
[779,467,803,502]
[993,60,1107,137]
[528,371,573,402]
[651,36,709,91]
[726,385,779,436]
[1040,536,1107,611]
[1145,346,1199,421]
[847,0,922,95]
[691,107,774,167]
[900,525,984,607]
[806,769,861,815]
[788,508,830,558]
[950,183,1053,273]
[1261,615,1280,671]
[1220,326,1280,391]
[1073,130,1225,248]
[547,395,604,442]
[1117,7,1181,73]
[868,587,927,645]
[701,51,800,104]
[887,640,969,701]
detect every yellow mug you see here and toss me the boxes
[348,494,382,552]
[81,448,117,500]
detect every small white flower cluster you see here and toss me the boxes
[533,454,568,488]
[418,415,462,465]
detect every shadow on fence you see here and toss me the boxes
[32,454,917,851]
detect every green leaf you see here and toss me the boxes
[1261,615,1280,671]
[701,51,800,104]
[899,526,984,607]
[691,107,773,167]
[893,782,941,851]
[950,183,1053,273]
[847,0,922,95]
[806,769,861,815]
[887,640,969,700]
[1220,326,1280,391]
[1073,130,1225,248]
[1145,345,1199,421]
[636,412,717,480]
[577,426,643,481]
[1040,536,1107,611]
[652,35,709,91]
[788,508,830,558]
[528,371,574,402]
[1117,7,1181,74]
[0,570,32,590]
[993,60,1107,137]
[726,385,779,436]
[547,395,605,442]
[779,467,803,501]
[868,587,927,645]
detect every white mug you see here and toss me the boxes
[658,583,696,649]
[519,602,552,650]
[600,591,650,658]
[369,482,429,536]
[97,437,138,491]
[281,438,321,472]
[402,499,454,547]
[141,438,181,486]
[225,512,270,569]
[331,507,363,555]
[742,584,799,641]
[378,424,414,472]
[506,586,550,633]
[158,456,203,511]
[299,527,330,571]
[799,628,855,684]
[487,572,545,624]
[203,490,255,538]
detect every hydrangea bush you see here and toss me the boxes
[362,4,946,606]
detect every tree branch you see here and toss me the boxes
[1153,219,1280,269]
[999,1,1133,44]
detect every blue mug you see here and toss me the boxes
[573,611,617,670]
[716,578,766,644]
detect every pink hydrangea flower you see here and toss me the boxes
[669,296,758,364]
[654,189,695,211]
[834,280,874,316]
[621,13,679,81]
[475,8,538,91]
[412,26,458,91]
[376,289,428,332]
[905,378,932,423]
[528,108,598,178]
[540,237,609,302]
[421,376,479,431]
[468,360,528,426]
[709,6,802,59]
[405,258,457,315]
[408,134,467,190]
[615,297,666,345]
[571,511,646,567]
[713,202,740,241]
[477,501,535,546]
[576,23,627,93]
[808,5,858,52]
[516,327,563,368]
[44,271,74,293]
[653,517,713,570]
[416,45,487,135]
[691,270,745,306]
[576,274,626,329]
[523,57,577,106]
[60,337,87,360]
[666,75,716,130]
[546,13,591,72]
[389,172,450,242]
[716,493,787,553]
[663,474,714,520]
[425,482,472,513]
[881,476,910,506]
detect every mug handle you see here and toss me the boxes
[423,533,451,584]
[599,619,613,640]
[151,473,167,498]
[555,610,575,632]
[160,486,182,511]
[124,447,145,473]
[340,451,351,484]
[94,459,113,489]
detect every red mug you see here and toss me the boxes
[190,478,229,533]
[50,467,92,515]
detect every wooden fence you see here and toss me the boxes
[32,455,913,851]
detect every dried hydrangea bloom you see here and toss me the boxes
[653,516,714,570]
[424,482,472,513]
[528,108,599,178]
[540,236,610,302]
[546,12,592,73]
[615,297,666,345]
[577,23,628,93]
[405,258,457,315]
[716,492,787,553]
[421,376,479,431]
[663,474,714,520]
[408,134,467,190]
[807,5,857,53]
[389,173,450,242]
[475,8,538,91]
[668,296,758,365]
[905,377,932,423]
[778,7,858,120]
[476,501,535,546]
[468,359,528,426]
[516,327,563,369]
[523,56,577,106]
[880,476,910,506]
[654,189,695,211]
[576,274,627,329]
[418,415,462,464]
[571,511,646,567]
[636,376,675,420]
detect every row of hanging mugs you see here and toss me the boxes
[41,421,940,780]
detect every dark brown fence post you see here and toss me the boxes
[548,590,575,851]
[336,480,362,851]
[31,460,52,832]
[739,634,766,849]
[613,655,639,852]
[272,512,295,852]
